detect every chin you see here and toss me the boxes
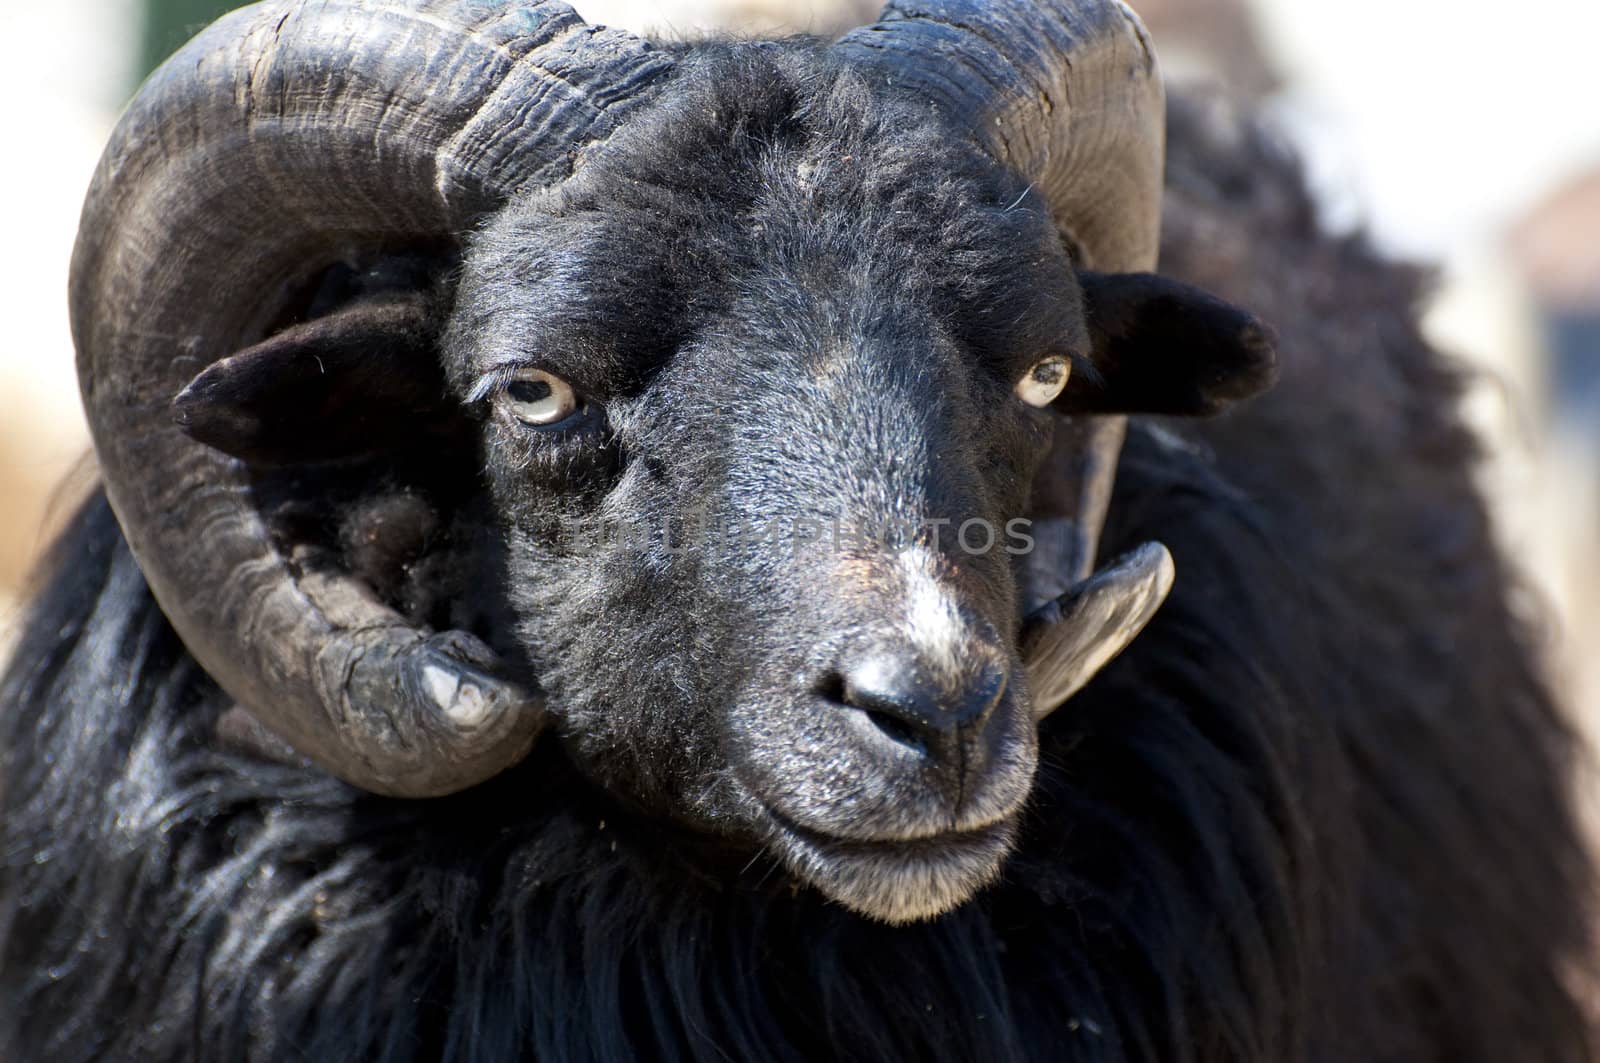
[767,815,1020,925]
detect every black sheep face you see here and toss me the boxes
[441,57,1088,923]
[176,51,1274,922]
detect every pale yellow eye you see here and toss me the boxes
[500,369,578,426]
[1015,357,1071,407]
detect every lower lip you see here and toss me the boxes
[764,805,1014,860]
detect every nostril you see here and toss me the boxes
[859,706,929,756]
[815,664,939,755]
[815,645,1011,764]
[961,666,1007,731]
[813,670,850,708]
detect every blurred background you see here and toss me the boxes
[1,1,1595,786]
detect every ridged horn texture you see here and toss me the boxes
[836,0,1166,577]
[70,0,675,797]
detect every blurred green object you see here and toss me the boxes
[140,0,241,79]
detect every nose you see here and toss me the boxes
[821,643,1008,767]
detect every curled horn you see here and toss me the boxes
[71,0,675,797]
[836,0,1164,583]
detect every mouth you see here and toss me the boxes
[709,540,1176,925]
[759,803,1020,925]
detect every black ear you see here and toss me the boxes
[173,294,467,464]
[1058,271,1279,416]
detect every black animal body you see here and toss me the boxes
[0,2,1591,1060]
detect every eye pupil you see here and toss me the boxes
[506,379,552,404]
[498,369,580,427]
[1015,356,1071,408]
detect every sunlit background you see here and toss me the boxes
[2,1,1596,809]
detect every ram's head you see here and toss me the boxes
[74,0,1274,923]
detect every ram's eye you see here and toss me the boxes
[1015,357,1071,407]
[500,369,579,426]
